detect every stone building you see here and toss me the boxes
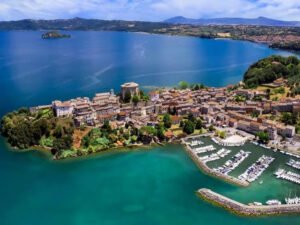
[121,82,139,99]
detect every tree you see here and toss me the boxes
[187,113,196,123]
[208,125,215,132]
[193,84,200,90]
[132,94,140,105]
[102,120,112,133]
[195,119,203,129]
[178,81,189,90]
[219,131,226,139]
[257,131,269,144]
[163,114,172,128]
[123,91,131,103]
[183,120,195,135]
[179,120,184,128]
[281,112,296,125]
[53,135,73,150]
[157,128,165,141]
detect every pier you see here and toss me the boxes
[275,169,300,185]
[214,150,250,175]
[238,155,274,183]
[198,188,300,216]
[287,159,300,170]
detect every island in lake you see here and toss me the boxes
[42,31,71,39]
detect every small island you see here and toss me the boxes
[42,31,71,39]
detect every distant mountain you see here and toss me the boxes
[0,17,171,31]
[164,16,300,27]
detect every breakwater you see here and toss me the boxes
[182,138,249,187]
[198,188,300,216]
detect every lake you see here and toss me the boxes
[0,31,299,225]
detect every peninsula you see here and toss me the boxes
[1,55,300,160]
[2,55,300,216]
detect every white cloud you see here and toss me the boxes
[0,0,299,21]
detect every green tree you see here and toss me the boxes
[123,91,132,103]
[102,120,112,133]
[195,119,203,129]
[281,112,296,125]
[157,127,165,141]
[163,114,172,128]
[132,94,140,105]
[187,113,196,123]
[183,120,195,134]
[209,125,215,132]
[257,131,269,144]
[178,81,189,90]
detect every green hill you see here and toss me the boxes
[243,55,300,90]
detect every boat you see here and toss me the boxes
[266,200,281,205]
[253,202,263,206]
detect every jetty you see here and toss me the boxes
[275,169,300,185]
[200,148,231,163]
[214,150,250,175]
[198,188,300,216]
[238,155,274,182]
[287,159,300,170]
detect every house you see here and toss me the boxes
[164,130,174,139]
[267,126,278,140]
[149,91,160,102]
[171,115,181,125]
[228,118,238,128]
[52,100,73,117]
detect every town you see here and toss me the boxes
[30,79,300,155]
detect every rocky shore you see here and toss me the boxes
[198,188,300,216]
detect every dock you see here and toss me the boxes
[198,188,300,216]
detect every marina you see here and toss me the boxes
[286,197,300,205]
[213,150,250,175]
[200,148,231,163]
[287,159,300,170]
[192,145,216,154]
[275,169,300,185]
[188,140,204,147]
[238,155,275,183]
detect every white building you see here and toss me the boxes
[52,100,74,117]
[121,82,139,99]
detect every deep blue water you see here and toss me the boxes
[0,31,296,116]
[0,31,300,225]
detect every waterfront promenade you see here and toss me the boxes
[198,188,300,216]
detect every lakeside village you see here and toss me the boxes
[25,80,300,213]
[31,80,299,155]
[2,55,300,216]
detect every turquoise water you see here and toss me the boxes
[1,141,300,225]
[1,31,300,225]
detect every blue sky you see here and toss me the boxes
[0,0,300,21]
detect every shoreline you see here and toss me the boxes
[197,188,300,217]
